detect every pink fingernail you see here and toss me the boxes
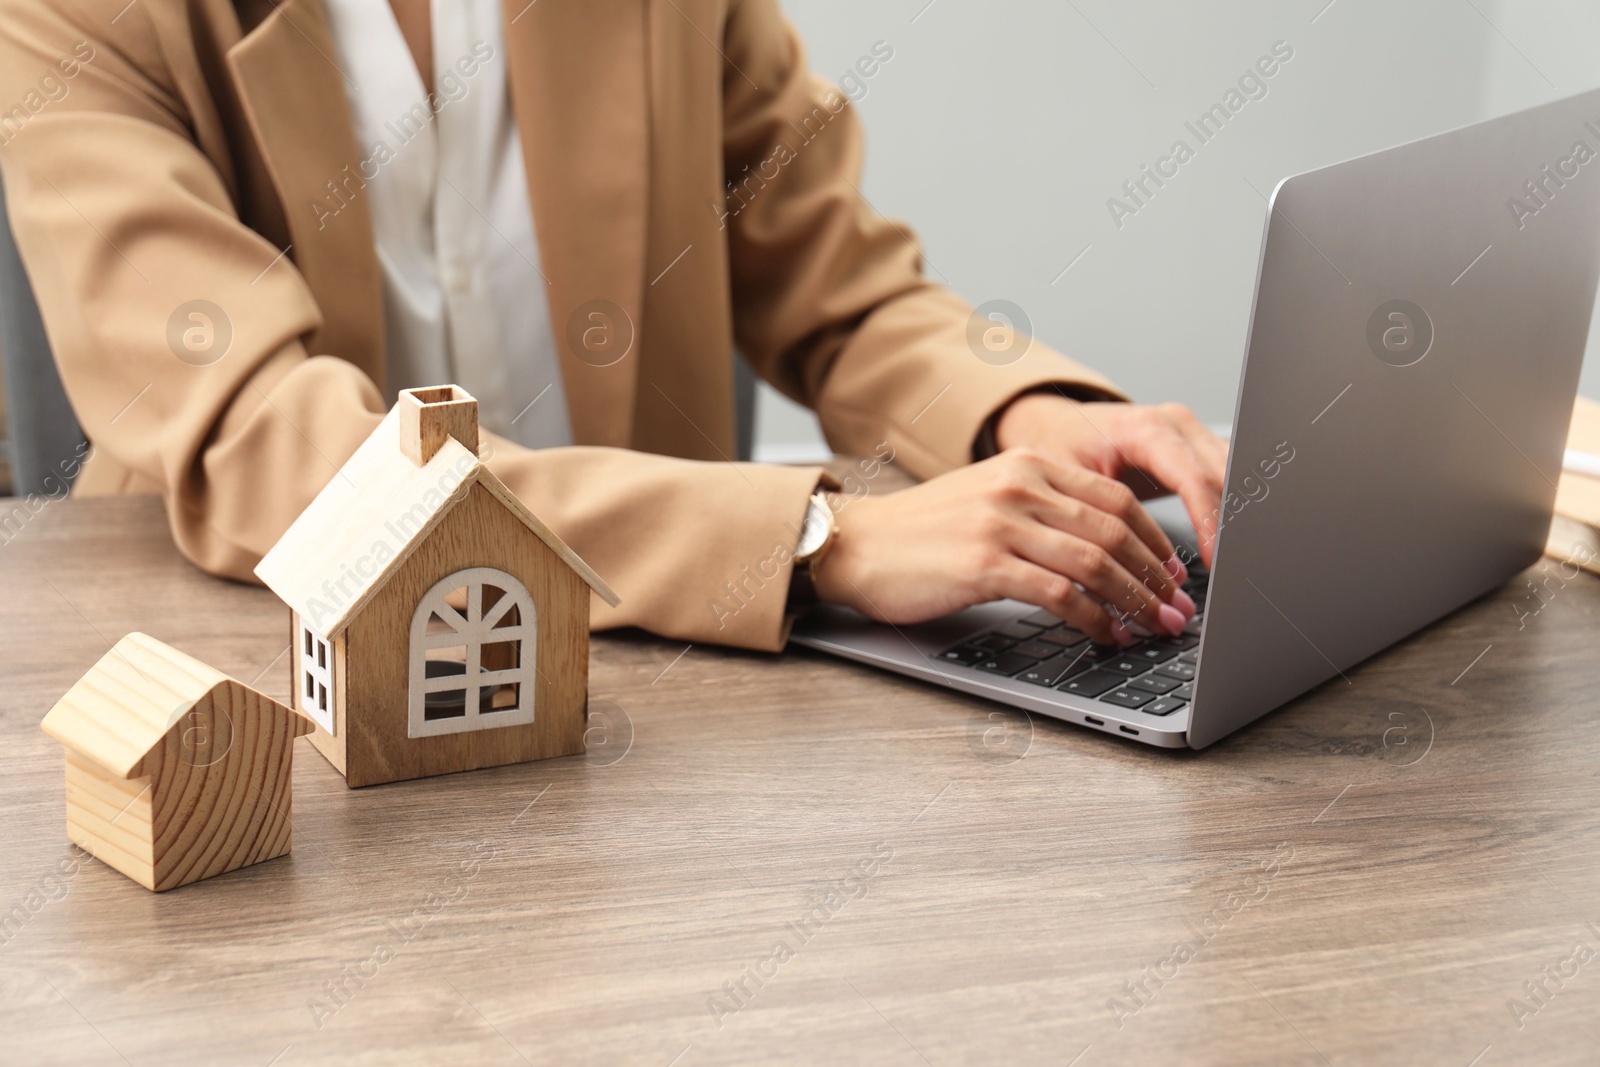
[1164,553,1189,582]
[1157,603,1186,636]
[1109,619,1134,646]
[1172,588,1196,620]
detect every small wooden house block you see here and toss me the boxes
[254,385,619,788]
[39,633,314,892]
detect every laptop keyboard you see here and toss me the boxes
[935,569,1208,717]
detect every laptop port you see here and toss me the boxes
[1084,716,1104,726]
[1120,725,1140,735]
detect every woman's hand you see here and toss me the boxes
[811,448,1196,645]
[996,394,1229,566]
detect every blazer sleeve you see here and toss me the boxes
[0,0,821,652]
[719,0,1128,479]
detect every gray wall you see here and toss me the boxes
[754,0,1600,461]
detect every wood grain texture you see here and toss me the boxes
[40,633,311,891]
[397,386,479,467]
[40,631,231,777]
[3,495,1600,1065]
[61,750,152,883]
[338,482,589,787]
[261,386,605,787]
[474,467,620,607]
[143,682,304,891]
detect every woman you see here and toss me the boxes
[0,0,1223,649]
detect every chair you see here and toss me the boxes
[0,175,85,497]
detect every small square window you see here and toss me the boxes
[481,640,519,671]
[422,658,468,721]
[483,681,520,712]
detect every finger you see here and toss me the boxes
[1190,438,1222,572]
[990,557,1130,646]
[989,450,1183,595]
[1163,417,1227,571]
[1031,490,1186,608]
[1115,416,1225,568]
[1033,460,1182,582]
[1166,405,1230,490]
[1161,405,1228,498]
[1008,523,1190,638]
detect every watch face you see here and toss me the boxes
[797,500,829,558]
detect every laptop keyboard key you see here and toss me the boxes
[1143,697,1188,716]
[1017,609,1062,628]
[1152,634,1199,651]
[1171,683,1194,700]
[1183,616,1203,636]
[974,633,1017,652]
[1010,640,1061,660]
[1058,669,1124,697]
[1179,650,1199,664]
[1101,687,1155,709]
[1017,653,1093,687]
[995,623,1045,640]
[1130,673,1181,695]
[975,652,1039,676]
[1154,661,1196,682]
[1048,647,1101,677]
[1101,656,1148,676]
[1039,627,1089,648]
[1133,644,1178,664]
[939,645,989,665]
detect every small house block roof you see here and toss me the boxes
[40,633,307,779]
[254,403,618,639]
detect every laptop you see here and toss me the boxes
[791,86,1600,749]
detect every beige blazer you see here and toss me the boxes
[0,0,1123,649]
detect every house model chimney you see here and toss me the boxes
[398,385,480,466]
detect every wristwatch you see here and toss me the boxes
[786,492,839,614]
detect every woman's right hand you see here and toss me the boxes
[810,448,1196,646]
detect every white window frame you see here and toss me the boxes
[407,566,537,738]
[298,619,335,735]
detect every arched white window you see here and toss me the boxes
[408,567,536,738]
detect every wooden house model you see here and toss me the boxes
[39,633,313,892]
[254,385,618,788]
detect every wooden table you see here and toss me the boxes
[3,496,1599,1066]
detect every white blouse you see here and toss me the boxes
[321,0,573,449]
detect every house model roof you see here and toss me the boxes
[40,632,305,779]
[254,390,619,640]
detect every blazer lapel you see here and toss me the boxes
[225,0,385,385]
[503,0,648,448]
